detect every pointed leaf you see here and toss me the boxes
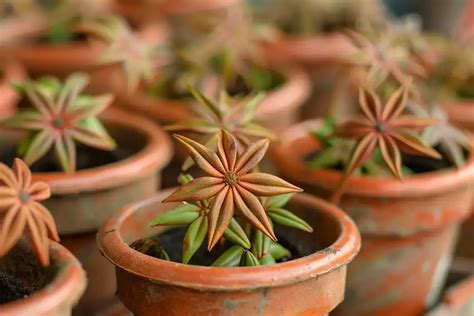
[391,132,441,159]
[54,135,76,173]
[239,173,302,196]
[241,93,265,124]
[149,204,200,226]
[234,138,269,175]
[212,245,245,267]
[22,131,55,167]
[358,87,381,124]
[268,208,313,232]
[208,187,234,250]
[223,218,251,249]
[259,253,276,265]
[241,250,260,267]
[217,130,237,172]
[269,243,291,260]
[381,85,407,121]
[187,84,221,122]
[378,136,403,179]
[265,193,293,209]
[163,177,225,202]
[182,215,208,264]
[251,230,272,259]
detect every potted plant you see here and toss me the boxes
[0,73,173,313]
[271,76,474,315]
[0,158,87,314]
[98,120,361,315]
[86,6,310,132]
[0,59,25,120]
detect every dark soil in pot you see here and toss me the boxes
[0,243,55,304]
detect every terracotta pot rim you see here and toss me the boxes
[444,99,474,126]
[0,241,86,314]
[122,66,310,123]
[30,107,172,195]
[0,59,25,113]
[272,119,474,198]
[97,192,361,291]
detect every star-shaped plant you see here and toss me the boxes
[166,85,275,169]
[409,102,471,168]
[162,130,302,250]
[331,84,441,202]
[80,15,165,92]
[0,158,59,266]
[5,73,116,173]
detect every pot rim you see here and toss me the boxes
[271,119,474,198]
[0,241,86,315]
[29,107,172,195]
[444,99,474,127]
[97,192,361,291]
[0,59,25,110]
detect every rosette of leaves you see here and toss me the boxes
[149,130,311,266]
[166,85,275,169]
[79,15,166,92]
[4,73,116,173]
[330,84,441,202]
[0,158,59,266]
[253,0,386,35]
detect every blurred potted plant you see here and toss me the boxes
[0,158,86,314]
[0,73,172,313]
[271,78,474,315]
[0,59,25,120]
[86,7,310,132]
[98,115,360,314]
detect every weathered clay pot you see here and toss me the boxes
[0,107,172,313]
[98,190,360,316]
[0,60,25,119]
[105,67,310,132]
[0,241,86,316]
[271,120,474,316]
[260,33,356,68]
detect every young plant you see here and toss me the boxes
[4,73,116,173]
[330,84,441,203]
[0,158,59,266]
[149,130,311,266]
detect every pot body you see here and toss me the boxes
[0,108,172,313]
[271,120,474,316]
[0,242,86,316]
[98,191,361,316]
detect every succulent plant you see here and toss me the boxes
[330,84,441,202]
[80,15,165,92]
[0,158,59,266]
[150,129,310,266]
[4,73,116,173]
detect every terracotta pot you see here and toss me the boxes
[271,120,474,316]
[260,33,356,68]
[0,60,25,119]
[444,100,474,260]
[97,189,360,316]
[0,107,173,313]
[0,241,86,316]
[106,67,310,132]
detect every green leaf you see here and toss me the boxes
[241,250,260,267]
[178,174,194,185]
[223,218,251,249]
[241,93,265,124]
[313,117,336,141]
[212,245,245,267]
[186,84,221,122]
[182,215,208,264]
[9,82,26,93]
[251,230,271,259]
[266,193,293,209]
[149,204,201,227]
[269,243,291,261]
[240,123,276,140]
[260,253,276,265]
[268,208,313,232]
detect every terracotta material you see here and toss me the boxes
[105,67,310,132]
[0,241,86,316]
[98,190,360,316]
[271,120,474,316]
[0,107,172,313]
[260,33,356,67]
[0,60,25,119]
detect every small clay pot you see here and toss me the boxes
[106,67,310,133]
[0,107,173,313]
[97,189,360,316]
[0,60,26,120]
[271,120,474,316]
[0,241,86,316]
[260,33,356,68]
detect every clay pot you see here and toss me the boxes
[271,120,474,316]
[97,189,360,316]
[0,107,172,313]
[0,60,25,120]
[106,67,310,132]
[0,241,86,316]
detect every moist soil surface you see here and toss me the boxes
[0,244,54,304]
[132,225,319,266]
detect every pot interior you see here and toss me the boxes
[120,194,341,265]
[0,120,148,172]
[0,241,56,304]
